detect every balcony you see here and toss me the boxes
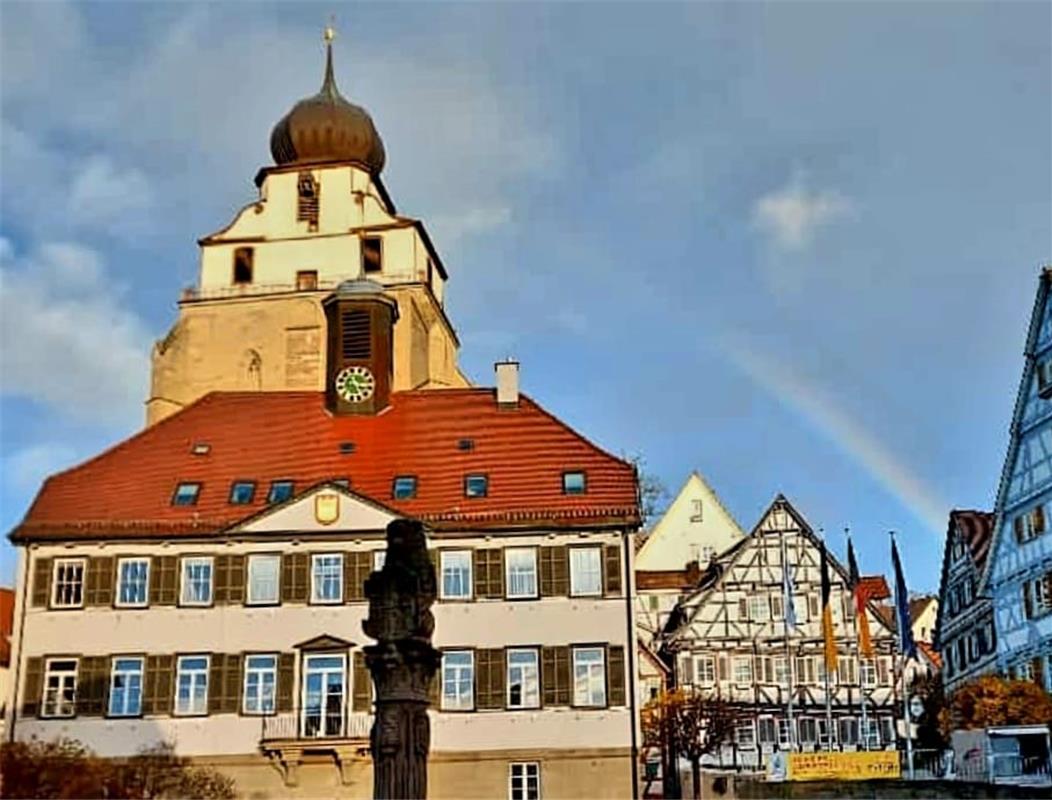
[259,711,372,787]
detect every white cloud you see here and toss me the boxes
[0,240,150,425]
[68,156,154,228]
[752,172,853,251]
[429,206,512,251]
[1,443,78,492]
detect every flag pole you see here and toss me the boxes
[819,534,835,753]
[847,528,869,751]
[891,531,915,780]
[780,526,795,752]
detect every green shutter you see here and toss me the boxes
[476,649,505,709]
[353,651,372,711]
[345,552,371,603]
[31,557,52,607]
[77,656,109,716]
[144,655,174,716]
[85,557,114,607]
[208,653,242,714]
[21,656,44,717]
[539,548,556,596]
[150,557,178,605]
[603,545,623,596]
[277,653,296,713]
[213,556,230,605]
[607,645,626,707]
[542,646,570,707]
[553,546,569,596]
[474,549,504,599]
[282,554,309,603]
[227,555,245,605]
[208,655,224,714]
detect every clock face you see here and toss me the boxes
[334,365,375,404]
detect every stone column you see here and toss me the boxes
[363,519,441,800]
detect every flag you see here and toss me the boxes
[892,536,917,660]
[819,542,837,674]
[847,538,874,659]
[782,558,797,633]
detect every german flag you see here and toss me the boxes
[820,542,837,675]
[847,537,874,658]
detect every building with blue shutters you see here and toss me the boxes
[985,268,1052,687]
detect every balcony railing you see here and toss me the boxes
[261,710,373,743]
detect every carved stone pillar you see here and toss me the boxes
[363,519,441,800]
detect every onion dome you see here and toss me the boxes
[270,29,386,174]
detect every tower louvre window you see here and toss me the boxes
[232,248,254,285]
[362,237,382,273]
[297,171,319,231]
[341,310,371,360]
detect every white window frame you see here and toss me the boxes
[860,658,877,687]
[440,550,473,600]
[777,718,793,748]
[373,550,387,571]
[733,655,753,685]
[311,553,344,604]
[180,556,214,606]
[115,557,150,608]
[748,595,770,622]
[736,719,756,749]
[505,547,538,599]
[441,650,475,711]
[862,718,881,748]
[569,546,602,597]
[774,656,790,686]
[51,558,86,609]
[817,717,836,747]
[42,658,78,718]
[839,716,859,746]
[506,648,540,710]
[798,717,817,745]
[757,716,777,746]
[694,655,715,685]
[243,653,278,715]
[246,554,281,606]
[572,647,607,707]
[509,761,541,800]
[108,657,144,717]
[838,655,858,685]
[175,654,210,716]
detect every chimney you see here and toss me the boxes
[495,360,520,407]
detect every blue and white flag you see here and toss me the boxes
[892,536,917,660]
[783,560,797,632]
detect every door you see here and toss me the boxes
[302,653,346,738]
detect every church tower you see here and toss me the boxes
[146,28,468,426]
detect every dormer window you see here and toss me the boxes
[229,481,256,505]
[562,471,587,495]
[296,270,318,291]
[393,476,417,500]
[464,474,488,499]
[362,237,382,273]
[267,480,295,505]
[233,248,254,285]
[297,171,319,231]
[172,482,201,506]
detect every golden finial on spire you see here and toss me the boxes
[324,15,336,45]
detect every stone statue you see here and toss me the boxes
[363,519,440,799]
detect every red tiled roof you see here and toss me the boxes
[918,641,942,670]
[636,570,691,591]
[13,390,639,541]
[950,509,994,573]
[860,575,891,601]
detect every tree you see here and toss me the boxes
[939,675,1052,738]
[0,737,236,799]
[641,689,737,800]
[623,453,669,528]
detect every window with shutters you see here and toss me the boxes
[247,555,281,605]
[440,551,472,600]
[694,655,715,685]
[507,649,540,709]
[267,480,295,504]
[860,658,877,687]
[733,656,753,684]
[311,554,344,604]
[569,547,602,597]
[838,656,858,685]
[736,720,756,748]
[175,655,209,715]
[505,548,538,599]
[572,647,606,707]
[51,559,85,608]
[362,237,382,273]
[441,651,474,711]
[758,717,777,746]
[509,762,540,800]
[172,482,201,506]
[297,172,319,230]
[244,654,277,715]
[109,657,143,717]
[116,558,149,607]
[797,717,817,745]
[180,557,214,606]
[43,658,78,718]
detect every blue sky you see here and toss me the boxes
[1,2,1049,592]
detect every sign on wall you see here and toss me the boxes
[774,751,901,781]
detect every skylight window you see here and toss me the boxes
[191,443,211,456]
[332,478,351,489]
[457,438,475,452]
[562,471,587,495]
[393,476,417,500]
[267,480,295,504]
[172,482,201,506]
[464,474,488,499]
[229,481,256,505]
[339,441,356,455]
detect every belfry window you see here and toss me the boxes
[297,171,319,231]
[362,237,382,273]
[232,248,254,285]
[341,310,371,360]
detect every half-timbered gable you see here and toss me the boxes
[661,495,902,766]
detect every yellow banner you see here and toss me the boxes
[787,751,901,781]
